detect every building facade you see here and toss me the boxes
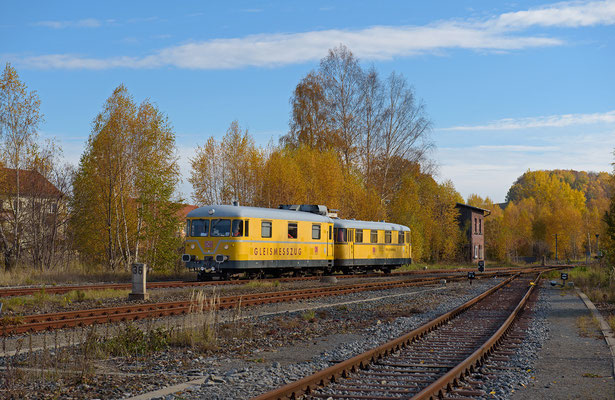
[455,203,490,263]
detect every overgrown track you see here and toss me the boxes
[0,265,566,298]
[0,270,532,337]
[252,273,540,400]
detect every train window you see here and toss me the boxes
[398,231,404,244]
[185,220,191,237]
[312,224,321,240]
[191,219,209,237]
[231,220,243,237]
[288,223,298,239]
[211,219,231,237]
[385,231,392,244]
[261,221,272,238]
[329,228,332,241]
[244,220,249,237]
[406,232,411,245]
[355,229,363,243]
[370,230,378,243]
[334,228,347,243]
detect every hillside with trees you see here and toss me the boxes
[468,169,612,263]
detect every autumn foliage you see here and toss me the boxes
[468,170,612,262]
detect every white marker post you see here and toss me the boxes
[129,263,149,300]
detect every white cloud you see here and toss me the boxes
[32,18,103,29]
[443,110,615,131]
[488,0,615,30]
[17,1,615,70]
[435,129,615,201]
[16,25,562,70]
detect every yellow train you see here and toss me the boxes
[182,204,411,280]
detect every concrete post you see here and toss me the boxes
[129,263,149,301]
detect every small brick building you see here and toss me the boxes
[455,203,490,263]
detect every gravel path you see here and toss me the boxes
[509,285,615,400]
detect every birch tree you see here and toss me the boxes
[0,63,43,270]
[72,85,181,271]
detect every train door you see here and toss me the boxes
[347,229,354,265]
[326,224,333,264]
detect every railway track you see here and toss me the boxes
[1,274,490,337]
[0,265,564,298]
[252,273,540,400]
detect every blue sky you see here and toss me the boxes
[1,0,614,203]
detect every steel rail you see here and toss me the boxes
[0,265,567,298]
[1,274,487,336]
[411,273,541,399]
[250,275,520,400]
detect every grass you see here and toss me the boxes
[242,280,281,289]
[576,315,601,338]
[0,261,196,287]
[1,288,131,313]
[393,261,521,272]
[545,264,615,305]
[167,289,221,353]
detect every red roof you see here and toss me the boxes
[0,168,63,198]
[177,204,198,219]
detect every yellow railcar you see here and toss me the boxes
[333,219,411,274]
[182,204,334,280]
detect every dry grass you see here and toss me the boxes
[0,261,195,287]
[546,265,615,305]
[577,315,601,338]
[167,289,221,353]
[607,315,615,333]
[242,280,280,289]
[2,288,131,314]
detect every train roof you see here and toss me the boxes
[187,205,333,223]
[333,218,410,232]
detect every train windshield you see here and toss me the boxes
[211,219,231,237]
[191,219,209,237]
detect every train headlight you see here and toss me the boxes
[224,245,229,250]
[190,244,195,250]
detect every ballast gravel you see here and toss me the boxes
[159,279,502,400]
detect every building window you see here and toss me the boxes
[312,224,321,240]
[261,221,272,238]
[474,245,478,259]
[479,219,482,235]
[474,218,477,234]
[371,230,378,243]
[288,222,298,239]
[479,244,483,259]
[355,229,363,243]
